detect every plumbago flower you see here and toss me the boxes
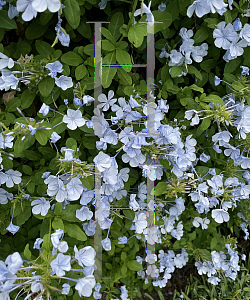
[62,109,86,130]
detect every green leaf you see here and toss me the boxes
[202,94,224,105]
[77,18,92,39]
[38,77,54,97]
[60,204,81,222]
[64,0,80,29]
[27,182,35,194]
[35,40,54,56]
[24,244,32,260]
[75,64,88,80]
[52,218,64,230]
[16,205,31,226]
[101,27,116,45]
[61,51,84,66]
[35,131,48,146]
[194,28,209,44]
[117,68,132,85]
[224,57,242,74]
[195,118,211,136]
[128,24,147,48]
[22,165,33,176]
[231,81,244,91]
[38,147,56,158]
[155,182,168,196]
[14,41,32,57]
[121,265,127,276]
[188,66,202,80]
[6,97,21,112]
[0,10,17,29]
[21,89,36,109]
[54,203,63,215]
[116,49,132,72]
[81,175,94,190]
[24,150,42,160]
[153,11,172,34]
[108,12,124,41]
[84,44,94,56]
[127,260,143,271]
[65,223,87,241]
[189,84,204,93]
[25,19,48,40]
[101,40,116,51]
[102,51,117,88]
[170,66,182,78]
[121,252,127,262]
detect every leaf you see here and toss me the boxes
[231,81,244,91]
[77,18,92,39]
[202,94,224,105]
[194,28,209,44]
[22,165,33,176]
[108,12,124,41]
[102,51,117,88]
[35,131,48,146]
[117,68,132,85]
[38,77,54,97]
[128,24,147,48]
[0,10,17,29]
[153,11,172,34]
[155,182,168,196]
[24,244,32,260]
[116,49,132,72]
[224,57,242,74]
[189,84,204,93]
[75,64,88,80]
[81,175,94,190]
[35,40,54,56]
[21,89,36,109]
[60,204,81,222]
[195,118,211,136]
[54,203,63,215]
[27,182,35,194]
[170,66,182,78]
[188,66,202,80]
[101,40,116,51]
[64,0,80,29]
[61,51,84,66]
[6,97,21,112]
[52,218,64,230]
[101,27,116,45]
[16,205,31,226]
[127,260,143,271]
[25,19,48,40]
[24,150,42,160]
[65,223,87,241]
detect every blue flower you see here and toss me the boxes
[33,238,43,250]
[16,0,38,22]
[39,103,50,116]
[240,65,249,76]
[214,75,221,86]
[45,61,63,78]
[233,18,242,31]
[118,236,128,244]
[50,253,71,277]
[134,1,154,26]
[50,132,61,143]
[31,197,50,216]
[55,75,73,90]
[213,21,237,50]
[187,0,210,18]
[62,109,86,130]
[101,237,111,251]
[32,0,61,13]
[8,3,19,19]
[6,221,20,235]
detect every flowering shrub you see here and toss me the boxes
[0,0,250,299]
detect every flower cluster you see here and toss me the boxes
[159,28,208,76]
